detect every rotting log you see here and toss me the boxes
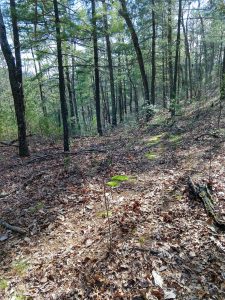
[188,176,225,230]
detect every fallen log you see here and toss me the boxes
[188,176,225,230]
[0,219,26,234]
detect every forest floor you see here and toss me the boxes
[1,100,225,300]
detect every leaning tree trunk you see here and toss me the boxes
[119,0,150,106]
[53,0,70,151]
[91,0,103,136]
[0,4,29,157]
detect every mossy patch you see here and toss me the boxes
[11,260,29,276]
[107,174,131,188]
[0,278,8,290]
[145,151,158,160]
[138,236,145,245]
[96,210,113,218]
[168,134,182,144]
[28,201,44,213]
[11,293,27,300]
[147,134,164,146]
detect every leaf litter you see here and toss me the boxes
[0,103,225,299]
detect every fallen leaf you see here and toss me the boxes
[152,270,163,288]
[164,290,176,299]
[0,234,8,241]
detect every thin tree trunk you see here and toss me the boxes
[181,13,193,100]
[91,0,103,136]
[151,0,156,106]
[218,47,225,128]
[71,56,81,134]
[199,15,208,83]
[65,65,75,131]
[171,0,182,116]
[0,4,29,157]
[53,0,69,151]
[30,47,47,117]
[167,0,173,99]
[119,0,150,105]
[102,0,117,127]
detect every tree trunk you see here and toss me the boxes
[71,55,81,134]
[91,0,103,136]
[53,0,70,151]
[30,46,47,117]
[181,13,193,100]
[151,0,156,106]
[119,0,150,105]
[102,0,117,127]
[0,4,29,157]
[167,0,173,99]
[220,47,225,102]
[171,0,182,115]
[65,65,76,132]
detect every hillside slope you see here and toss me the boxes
[1,101,225,300]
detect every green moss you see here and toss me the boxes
[96,210,112,218]
[145,152,158,160]
[147,134,164,146]
[12,293,28,300]
[29,201,44,213]
[111,175,129,181]
[0,278,8,290]
[168,134,182,144]
[12,260,29,276]
[138,236,145,245]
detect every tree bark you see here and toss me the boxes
[102,0,117,127]
[171,0,182,115]
[167,0,173,99]
[91,0,103,136]
[0,4,29,157]
[71,55,81,134]
[53,0,70,151]
[119,0,150,105]
[181,12,193,100]
[151,0,156,106]
[65,65,76,131]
